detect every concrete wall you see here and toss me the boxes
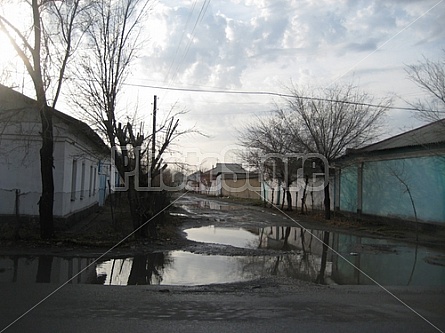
[262,177,334,211]
[338,155,445,224]
[221,176,261,199]
[339,166,358,212]
[0,107,108,220]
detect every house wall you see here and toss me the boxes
[57,134,100,217]
[362,156,445,223]
[221,176,261,199]
[0,134,42,216]
[0,106,108,220]
[339,166,358,212]
[338,155,445,224]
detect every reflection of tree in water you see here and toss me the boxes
[315,232,330,284]
[36,255,53,283]
[407,244,419,286]
[242,228,331,283]
[127,253,170,285]
[238,253,319,282]
[7,255,34,283]
[282,227,292,250]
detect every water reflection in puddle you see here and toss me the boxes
[185,226,260,249]
[1,226,444,286]
[0,252,300,286]
[184,225,445,286]
[180,200,240,213]
[98,251,265,286]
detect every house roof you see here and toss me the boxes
[354,119,445,153]
[337,119,445,163]
[0,84,108,154]
[210,163,247,175]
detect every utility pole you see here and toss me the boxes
[151,95,157,173]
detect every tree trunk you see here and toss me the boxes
[281,188,285,210]
[286,190,292,211]
[38,103,55,239]
[301,175,308,214]
[127,184,140,236]
[324,182,331,220]
[126,182,149,240]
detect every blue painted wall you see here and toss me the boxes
[362,156,445,223]
[339,166,358,213]
[339,155,445,223]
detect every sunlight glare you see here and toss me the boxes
[0,30,18,69]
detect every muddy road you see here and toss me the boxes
[0,193,445,332]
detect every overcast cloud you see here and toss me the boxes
[124,0,445,169]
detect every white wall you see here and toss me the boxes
[0,120,42,216]
[0,107,107,219]
[261,176,334,211]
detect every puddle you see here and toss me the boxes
[185,226,261,249]
[0,252,297,286]
[169,212,189,218]
[185,225,445,286]
[180,200,239,213]
[98,251,265,286]
[1,227,444,286]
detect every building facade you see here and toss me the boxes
[0,84,110,223]
[335,120,445,225]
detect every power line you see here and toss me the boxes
[160,0,212,110]
[122,82,445,114]
[164,0,198,85]
[167,0,211,88]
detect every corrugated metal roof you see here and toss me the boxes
[353,119,445,153]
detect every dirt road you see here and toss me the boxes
[0,193,444,332]
[0,279,444,333]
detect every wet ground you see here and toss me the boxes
[1,193,445,332]
[1,193,444,287]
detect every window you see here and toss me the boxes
[71,160,77,201]
[89,165,93,197]
[80,162,85,200]
[93,167,97,195]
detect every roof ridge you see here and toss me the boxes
[353,118,445,153]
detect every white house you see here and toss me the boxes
[0,84,110,223]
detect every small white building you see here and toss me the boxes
[0,84,110,223]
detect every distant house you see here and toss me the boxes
[185,170,203,192]
[188,163,261,199]
[0,84,111,223]
[334,119,445,225]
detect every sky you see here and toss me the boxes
[123,0,445,171]
[1,0,445,172]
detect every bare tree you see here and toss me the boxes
[69,0,188,239]
[239,114,301,210]
[406,50,445,123]
[69,0,151,143]
[0,0,88,239]
[282,83,391,219]
[240,83,391,219]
